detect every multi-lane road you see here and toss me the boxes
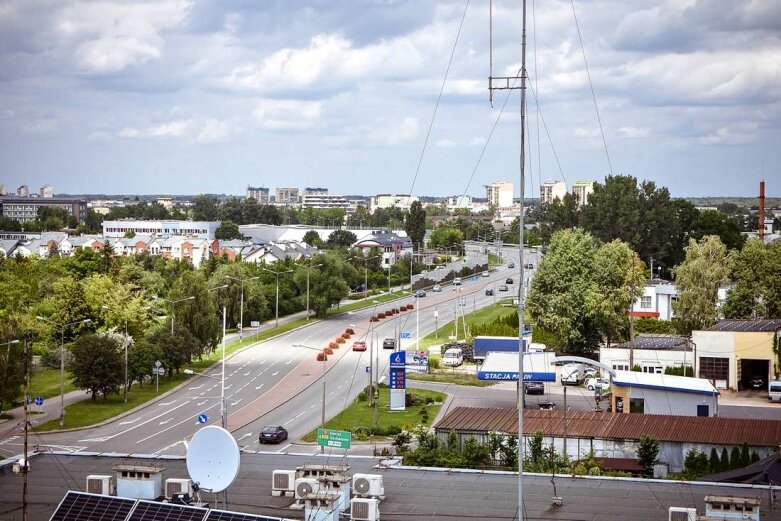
[1,248,538,457]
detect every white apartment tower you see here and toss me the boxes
[246,186,270,203]
[485,181,513,208]
[571,181,594,207]
[540,180,567,204]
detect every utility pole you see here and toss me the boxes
[225,276,259,338]
[22,335,29,521]
[563,386,568,460]
[489,0,527,517]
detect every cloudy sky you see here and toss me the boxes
[1,0,779,198]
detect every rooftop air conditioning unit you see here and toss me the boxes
[294,477,321,500]
[86,475,114,496]
[272,470,296,497]
[351,498,380,521]
[668,507,697,521]
[352,474,384,500]
[165,478,193,498]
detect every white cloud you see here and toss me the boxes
[196,119,231,144]
[118,127,140,138]
[616,126,650,139]
[116,118,229,143]
[253,99,322,131]
[367,117,419,146]
[469,137,486,147]
[149,119,193,137]
[435,138,457,148]
[698,122,759,146]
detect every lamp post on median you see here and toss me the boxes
[0,339,20,415]
[260,268,294,328]
[361,255,380,298]
[225,275,260,340]
[163,296,196,335]
[35,316,92,427]
[293,343,327,453]
[185,302,228,428]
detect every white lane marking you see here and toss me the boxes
[159,418,172,425]
[255,384,264,390]
[0,436,20,445]
[244,372,251,376]
[158,401,176,406]
[282,418,295,426]
[272,371,279,376]
[188,385,203,390]
[277,444,291,453]
[78,436,112,443]
[199,391,205,396]
[224,384,232,390]
[118,418,140,426]
[250,377,257,382]
[238,433,252,441]
[78,401,191,443]
[231,399,243,406]
[285,360,292,365]
[295,411,305,419]
[152,440,184,455]
[310,404,316,409]
[259,360,266,365]
[329,391,335,396]
[196,401,207,407]
[135,403,220,444]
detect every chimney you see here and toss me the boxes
[759,181,765,242]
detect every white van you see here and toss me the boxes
[442,348,464,367]
[560,364,585,385]
[769,380,781,402]
[453,277,462,285]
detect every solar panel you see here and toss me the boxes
[128,500,208,521]
[205,510,283,521]
[50,491,135,521]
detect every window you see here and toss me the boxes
[629,398,645,414]
[612,363,629,371]
[642,365,662,374]
[640,296,653,309]
[700,357,729,383]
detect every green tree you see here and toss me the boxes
[48,277,96,341]
[69,333,124,400]
[722,241,781,319]
[0,216,22,231]
[739,443,750,468]
[215,220,242,240]
[709,447,720,474]
[683,448,709,479]
[64,248,103,279]
[302,230,323,248]
[209,263,268,328]
[586,240,646,347]
[326,229,357,249]
[428,226,464,250]
[672,236,731,333]
[127,338,157,388]
[636,434,660,478]
[101,240,115,274]
[526,229,602,354]
[293,252,354,317]
[730,446,741,470]
[719,447,730,472]
[405,201,427,251]
[146,326,197,375]
[191,195,221,221]
[540,193,580,244]
[526,430,546,472]
[693,210,746,251]
[0,335,26,412]
[168,271,219,355]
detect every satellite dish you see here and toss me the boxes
[186,426,240,493]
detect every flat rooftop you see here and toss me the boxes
[0,452,775,520]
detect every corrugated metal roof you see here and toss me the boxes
[612,334,691,351]
[434,407,781,447]
[706,319,781,332]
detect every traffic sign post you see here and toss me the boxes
[317,428,351,450]
[153,361,164,393]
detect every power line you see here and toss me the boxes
[526,76,567,183]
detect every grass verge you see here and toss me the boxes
[415,303,516,351]
[34,374,191,432]
[406,371,495,387]
[302,386,445,442]
[29,367,77,400]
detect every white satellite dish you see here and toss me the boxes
[186,425,240,493]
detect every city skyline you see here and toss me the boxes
[1,1,779,198]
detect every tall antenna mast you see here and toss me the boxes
[489,1,527,519]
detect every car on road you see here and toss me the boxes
[485,288,494,296]
[415,290,426,298]
[383,338,396,349]
[508,262,515,269]
[525,263,534,269]
[432,284,442,292]
[259,425,288,444]
[482,271,490,277]
[749,376,765,389]
[436,265,446,270]
[498,285,508,292]
[506,278,514,284]
[524,381,544,395]
[453,277,462,285]
[352,341,367,352]
[585,377,610,391]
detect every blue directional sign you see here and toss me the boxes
[400,331,412,340]
[459,298,467,306]
[34,396,43,406]
[197,414,208,424]
[389,352,406,411]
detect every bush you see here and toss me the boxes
[429,357,441,370]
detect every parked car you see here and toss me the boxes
[485,288,494,296]
[482,271,490,277]
[415,290,426,298]
[505,278,514,284]
[383,338,396,349]
[769,380,781,401]
[508,262,515,269]
[432,284,442,292]
[352,341,367,352]
[259,425,288,444]
[498,285,508,292]
[538,401,556,410]
[442,348,463,367]
[453,277,462,285]
[749,376,765,389]
[436,265,446,270]
[585,377,610,391]
[524,381,545,395]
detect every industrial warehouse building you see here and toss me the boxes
[610,370,719,417]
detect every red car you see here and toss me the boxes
[352,341,367,352]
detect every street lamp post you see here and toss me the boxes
[306,261,324,321]
[184,304,228,429]
[293,343,327,453]
[0,339,20,414]
[225,275,260,339]
[35,316,92,427]
[362,255,380,297]
[164,296,196,334]
[260,268,294,328]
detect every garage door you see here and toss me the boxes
[700,357,729,388]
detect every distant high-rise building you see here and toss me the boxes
[0,196,87,224]
[301,192,351,212]
[16,185,29,197]
[447,195,472,209]
[485,181,514,208]
[0,184,6,196]
[369,194,417,213]
[540,180,567,205]
[40,184,54,198]
[571,181,594,207]
[246,186,270,203]
[276,187,300,205]
[303,187,329,196]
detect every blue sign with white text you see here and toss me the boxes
[390,351,406,368]
[34,396,43,406]
[477,371,555,382]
